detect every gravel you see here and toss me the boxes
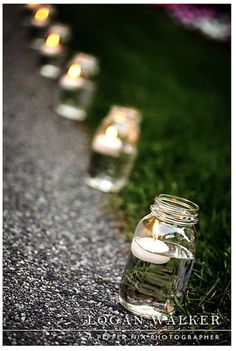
[3,5,160,346]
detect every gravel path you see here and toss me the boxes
[3,5,160,346]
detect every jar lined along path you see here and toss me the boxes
[38,23,71,79]
[119,194,199,319]
[87,106,141,192]
[56,52,99,121]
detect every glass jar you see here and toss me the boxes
[86,105,141,192]
[119,194,199,319]
[56,53,99,121]
[38,24,71,79]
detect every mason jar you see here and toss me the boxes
[38,23,71,79]
[56,53,99,121]
[86,105,141,192]
[119,194,199,319]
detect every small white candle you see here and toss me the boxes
[41,33,62,56]
[93,126,122,156]
[131,237,170,264]
[41,44,62,56]
[60,74,85,90]
[59,63,84,90]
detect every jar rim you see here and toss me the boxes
[158,194,199,212]
[48,23,71,40]
[109,105,142,123]
[151,194,199,226]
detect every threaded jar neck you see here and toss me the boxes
[109,105,142,124]
[150,194,199,226]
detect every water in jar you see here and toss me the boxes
[56,81,95,121]
[119,238,194,319]
[87,148,136,192]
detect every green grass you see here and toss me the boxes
[57,5,231,342]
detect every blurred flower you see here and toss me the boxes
[158,4,230,41]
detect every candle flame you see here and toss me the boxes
[105,126,118,140]
[46,33,60,48]
[34,7,49,22]
[152,219,160,239]
[67,64,81,79]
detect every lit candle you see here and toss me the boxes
[72,53,99,79]
[41,32,62,56]
[22,4,41,28]
[131,238,170,264]
[131,220,170,264]
[92,126,123,156]
[59,63,84,90]
[31,6,50,27]
[39,24,70,79]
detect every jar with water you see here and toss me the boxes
[56,53,99,121]
[86,106,141,192]
[38,24,71,79]
[119,194,199,319]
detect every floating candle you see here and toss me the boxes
[59,75,85,90]
[131,218,170,263]
[41,33,62,56]
[68,63,81,79]
[92,126,122,156]
[59,63,83,90]
[131,237,170,264]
